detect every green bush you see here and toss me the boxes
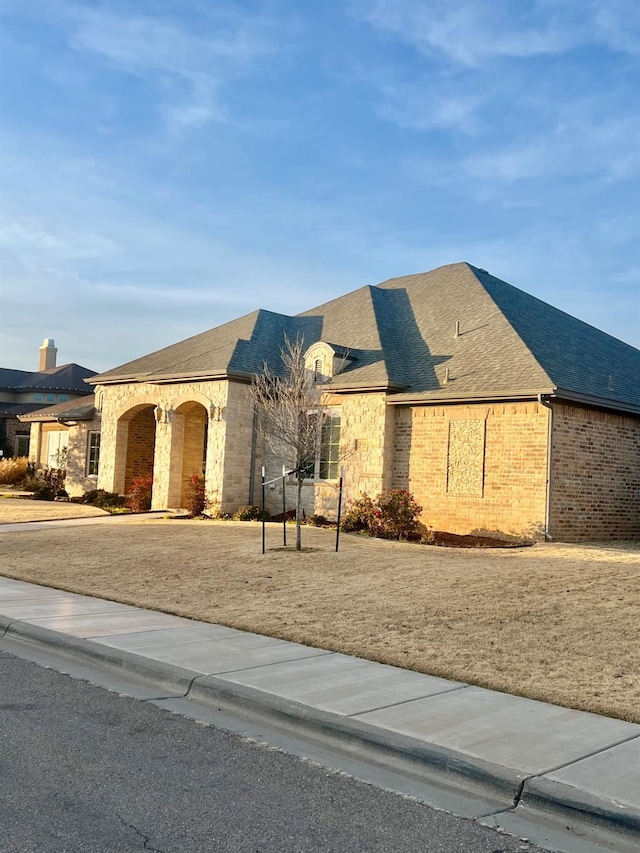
[341,489,423,541]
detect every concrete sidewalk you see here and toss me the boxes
[0,575,638,853]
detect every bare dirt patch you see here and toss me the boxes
[0,518,638,723]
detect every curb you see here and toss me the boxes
[518,774,640,839]
[2,616,639,849]
[1,618,520,809]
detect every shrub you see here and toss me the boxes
[184,473,207,518]
[82,489,125,509]
[233,505,270,521]
[32,485,55,501]
[376,489,423,540]
[41,465,66,495]
[340,493,378,534]
[0,456,29,486]
[126,476,153,513]
[18,475,43,492]
[341,489,423,541]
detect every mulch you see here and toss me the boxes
[428,530,533,548]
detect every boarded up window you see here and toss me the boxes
[447,420,485,496]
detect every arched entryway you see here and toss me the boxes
[167,401,208,507]
[114,405,157,500]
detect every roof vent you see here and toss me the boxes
[443,367,451,385]
[607,374,614,391]
[454,320,460,339]
[477,268,488,274]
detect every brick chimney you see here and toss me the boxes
[39,338,58,371]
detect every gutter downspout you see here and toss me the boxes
[538,394,554,541]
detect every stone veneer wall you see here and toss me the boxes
[392,401,550,539]
[96,379,255,511]
[259,392,394,519]
[65,415,102,497]
[550,404,640,541]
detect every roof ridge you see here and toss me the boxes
[466,265,556,390]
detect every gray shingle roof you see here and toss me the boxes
[90,262,640,415]
[18,395,96,422]
[0,402,45,417]
[0,363,97,393]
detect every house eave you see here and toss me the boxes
[88,369,251,386]
[552,389,640,418]
[385,386,640,417]
[386,388,557,406]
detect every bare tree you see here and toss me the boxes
[251,336,327,551]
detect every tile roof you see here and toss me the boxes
[90,262,640,415]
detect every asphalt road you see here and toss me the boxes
[0,651,543,853]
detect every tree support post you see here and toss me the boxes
[335,467,344,552]
[261,466,266,555]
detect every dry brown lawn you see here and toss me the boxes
[0,497,109,523]
[0,516,638,723]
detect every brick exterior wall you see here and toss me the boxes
[1,416,31,456]
[391,401,550,540]
[123,407,156,493]
[93,376,639,540]
[550,404,640,541]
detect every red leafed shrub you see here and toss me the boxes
[185,473,207,518]
[127,476,153,513]
[341,489,423,541]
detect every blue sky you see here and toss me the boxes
[1,0,639,372]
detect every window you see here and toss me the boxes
[33,393,43,402]
[87,432,101,476]
[59,394,68,402]
[15,435,30,457]
[46,393,55,402]
[301,411,341,480]
[319,414,341,479]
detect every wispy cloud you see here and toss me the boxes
[69,4,274,129]
[354,0,584,66]
[463,114,640,183]
[2,0,276,131]
[354,0,639,66]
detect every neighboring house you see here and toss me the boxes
[18,395,100,496]
[88,263,640,541]
[0,339,97,459]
